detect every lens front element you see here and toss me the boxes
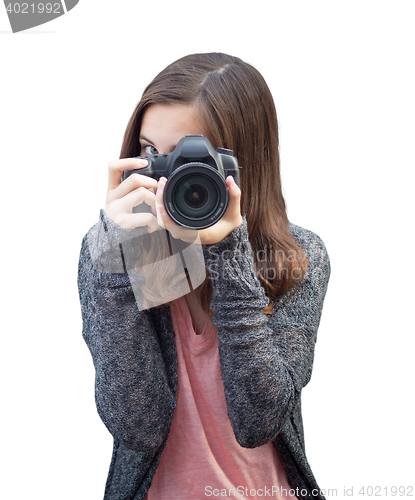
[173,174,219,220]
[184,183,208,208]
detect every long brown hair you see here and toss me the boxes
[120,53,308,313]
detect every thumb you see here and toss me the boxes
[226,176,242,221]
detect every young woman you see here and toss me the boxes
[78,53,331,500]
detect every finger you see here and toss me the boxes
[107,158,149,191]
[225,176,242,223]
[155,177,168,207]
[155,177,170,229]
[107,172,158,204]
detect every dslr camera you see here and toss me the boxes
[122,135,240,230]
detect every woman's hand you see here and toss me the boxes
[104,158,161,233]
[155,175,243,245]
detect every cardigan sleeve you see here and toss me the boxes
[77,211,176,452]
[202,217,331,448]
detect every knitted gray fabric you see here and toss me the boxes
[78,211,331,500]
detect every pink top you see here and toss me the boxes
[145,296,297,500]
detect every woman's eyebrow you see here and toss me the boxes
[139,134,177,153]
[139,134,154,144]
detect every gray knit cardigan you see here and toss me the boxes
[78,211,331,500]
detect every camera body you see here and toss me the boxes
[122,135,240,230]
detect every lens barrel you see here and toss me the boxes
[163,163,229,230]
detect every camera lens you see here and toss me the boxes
[164,163,229,229]
[173,174,218,219]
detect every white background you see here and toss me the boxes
[1,1,414,499]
